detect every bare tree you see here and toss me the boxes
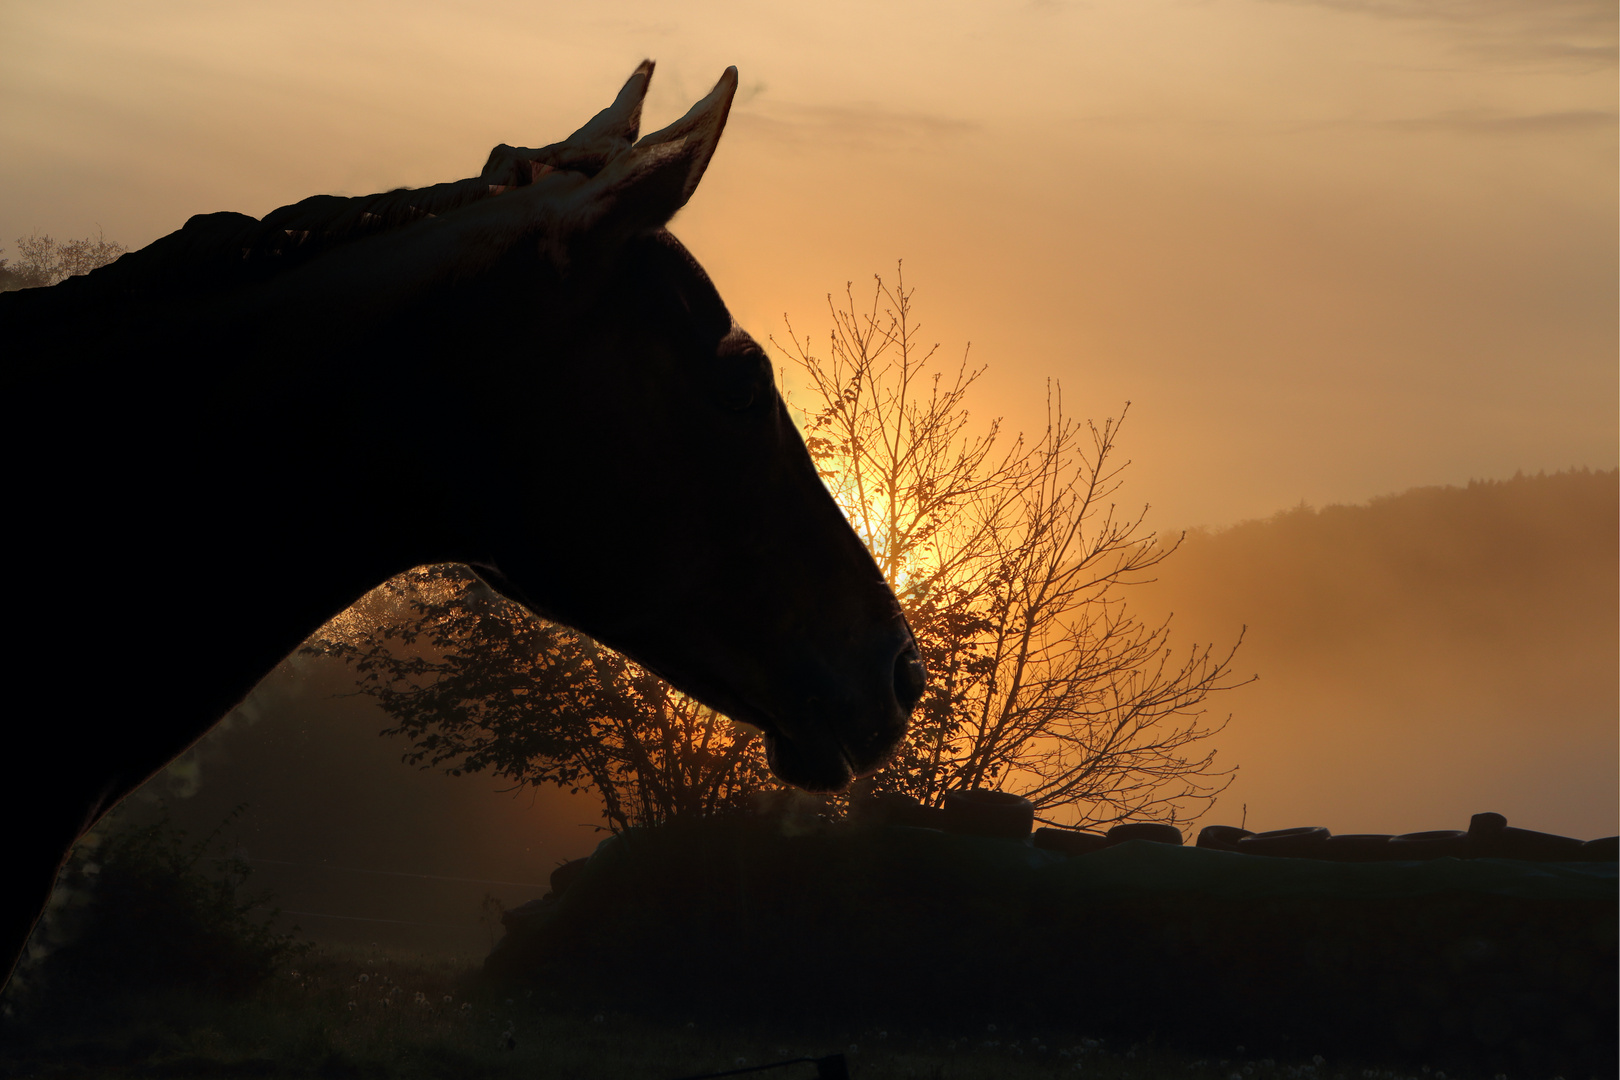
[0,231,126,291]
[305,564,773,832]
[773,266,1250,829]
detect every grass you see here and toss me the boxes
[0,945,1488,1080]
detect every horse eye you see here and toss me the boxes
[717,354,767,411]
[710,334,770,412]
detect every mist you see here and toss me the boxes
[120,654,611,957]
[1134,468,1619,838]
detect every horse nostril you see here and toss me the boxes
[893,645,926,711]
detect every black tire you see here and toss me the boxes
[1493,827,1586,862]
[1467,811,1508,847]
[1387,830,1469,860]
[941,789,1035,840]
[1237,827,1330,858]
[1195,825,1253,851]
[1106,822,1184,846]
[1580,836,1618,862]
[1321,833,1393,862]
[1033,827,1111,856]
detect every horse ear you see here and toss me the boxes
[481,60,655,184]
[566,66,738,244]
[629,64,738,208]
[563,59,656,150]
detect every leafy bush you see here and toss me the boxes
[22,805,306,1011]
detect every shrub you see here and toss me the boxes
[21,804,306,1012]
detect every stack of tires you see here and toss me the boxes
[1190,812,1617,862]
[1032,821,1184,855]
[862,788,1192,855]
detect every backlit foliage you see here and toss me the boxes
[306,565,772,832]
[774,267,1250,828]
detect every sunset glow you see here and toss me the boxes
[3,0,1612,839]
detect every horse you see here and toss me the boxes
[0,61,924,995]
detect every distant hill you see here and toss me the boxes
[1134,469,1618,839]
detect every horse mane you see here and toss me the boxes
[238,128,626,266]
[26,146,589,310]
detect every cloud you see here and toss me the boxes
[729,100,978,151]
[1263,0,1617,69]
[1383,108,1619,135]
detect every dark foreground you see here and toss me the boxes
[0,944,1539,1080]
[488,819,1616,1080]
[5,817,1612,1079]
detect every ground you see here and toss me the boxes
[1,944,1507,1080]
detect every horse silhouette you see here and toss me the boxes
[0,62,924,993]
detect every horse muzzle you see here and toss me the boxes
[760,632,924,792]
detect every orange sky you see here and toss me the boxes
[6,3,1615,855]
[3,0,1613,529]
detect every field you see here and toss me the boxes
[0,944,1461,1080]
[8,812,1610,1080]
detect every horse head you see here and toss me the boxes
[436,64,927,789]
[192,61,923,790]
